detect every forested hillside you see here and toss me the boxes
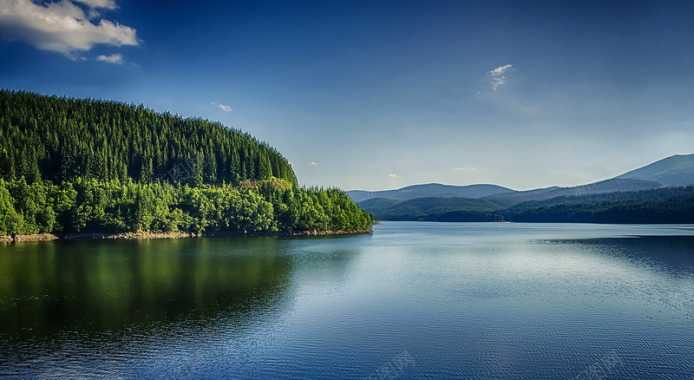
[358,186,694,224]
[0,91,372,236]
[362,196,507,221]
[508,186,694,223]
[0,90,296,185]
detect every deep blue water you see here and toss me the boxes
[1,222,694,379]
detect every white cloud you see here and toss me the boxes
[211,102,232,112]
[73,0,116,10]
[489,64,512,76]
[74,0,116,18]
[387,173,400,179]
[453,167,476,172]
[0,0,138,57]
[96,52,122,64]
[489,64,513,92]
[490,76,506,91]
[306,161,319,167]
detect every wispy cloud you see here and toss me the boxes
[0,0,138,58]
[387,173,400,179]
[306,161,318,167]
[211,102,232,112]
[490,64,512,76]
[74,0,116,10]
[453,167,476,172]
[489,64,513,92]
[96,53,122,64]
[491,77,506,91]
[74,0,117,18]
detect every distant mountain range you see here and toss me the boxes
[617,154,694,186]
[347,154,694,223]
[347,183,514,203]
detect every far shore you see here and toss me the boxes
[0,229,373,243]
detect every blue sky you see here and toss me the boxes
[2,0,694,191]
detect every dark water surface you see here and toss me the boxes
[1,222,693,379]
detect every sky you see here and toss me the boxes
[1,0,694,191]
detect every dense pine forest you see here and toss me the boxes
[0,90,296,185]
[0,91,372,236]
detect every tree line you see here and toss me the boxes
[0,177,372,235]
[509,195,694,224]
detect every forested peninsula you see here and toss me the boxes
[0,91,372,240]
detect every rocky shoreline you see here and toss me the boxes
[0,229,372,243]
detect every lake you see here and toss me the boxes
[1,222,694,379]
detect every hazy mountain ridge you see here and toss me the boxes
[484,178,664,204]
[617,154,694,187]
[507,186,694,214]
[347,183,515,203]
[349,154,694,223]
[362,196,509,221]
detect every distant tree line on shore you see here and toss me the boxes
[507,194,694,223]
[366,187,694,224]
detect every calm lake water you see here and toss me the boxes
[1,222,694,379]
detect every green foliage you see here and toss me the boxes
[0,90,297,186]
[0,180,18,235]
[0,91,372,236]
[0,177,373,235]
